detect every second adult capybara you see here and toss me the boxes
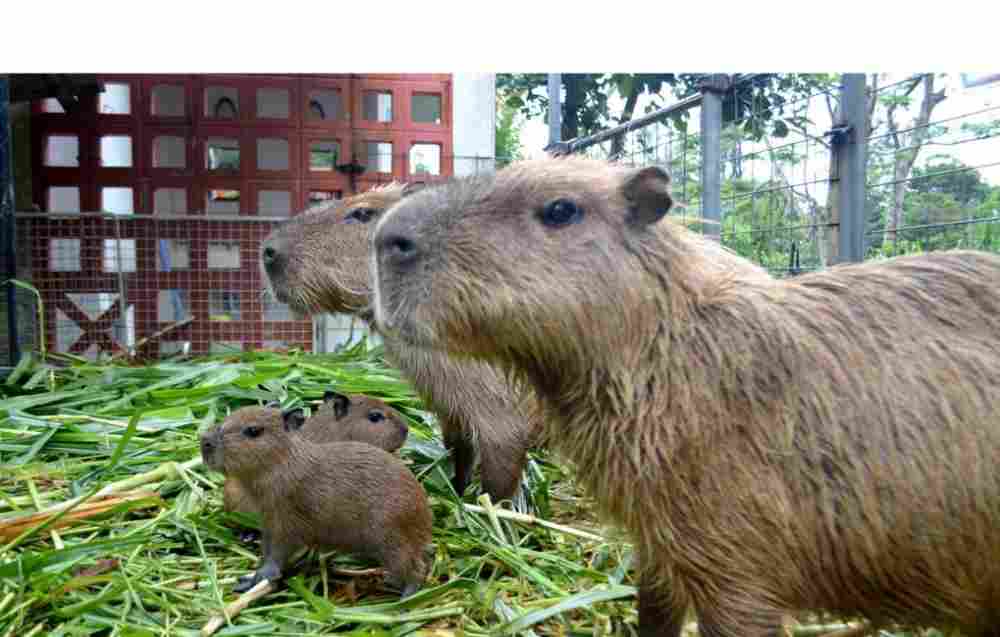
[202,407,433,597]
[369,156,1000,636]
[221,396,408,518]
[259,183,540,503]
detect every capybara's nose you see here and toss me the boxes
[200,435,215,456]
[260,238,287,274]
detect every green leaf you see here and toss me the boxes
[493,585,637,634]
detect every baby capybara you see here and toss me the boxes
[370,156,1000,636]
[222,396,408,517]
[202,407,432,597]
[313,390,409,453]
[260,183,538,503]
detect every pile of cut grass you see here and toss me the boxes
[0,345,927,636]
[0,344,638,636]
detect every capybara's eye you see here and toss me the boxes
[368,411,385,423]
[345,207,377,224]
[242,426,261,438]
[539,198,583,228]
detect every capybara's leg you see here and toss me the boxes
[223,479,250,514]
[638,590,686,636]
[478,429,531,505]
[382,547,427,600]
[637,565,686,637]
[235,530,290,593]
[224,481,260,543]
[443,422,475,497]
[691,593,784,637]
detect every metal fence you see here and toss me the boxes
[0,150,511,365]
[4,74,1000,365]
[556,73,1000,277]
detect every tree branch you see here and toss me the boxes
[865,74,879,137]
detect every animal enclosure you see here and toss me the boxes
[564,73,1000,275]
[0,74,501,366]
[5,73,998,366]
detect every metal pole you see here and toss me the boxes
[0,76,21,367]
[546,74,769,157]
[699,74,730,241]
[112,215,132,357]
[547,73,562,147]
[838,74,867,263]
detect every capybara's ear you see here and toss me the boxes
[401,181,427,198]
[324,391,351,420]
[282,408,306,432]
[621,166,673,227]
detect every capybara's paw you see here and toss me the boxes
[233,573,260,594]
[400,581,421,599]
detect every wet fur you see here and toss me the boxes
[261,184,537,502]
[370,156,1000,636]
[313,392,410,453]
[202,407,432,596]
[222,395,409,516]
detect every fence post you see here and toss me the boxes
[837,74,867,264]
[0,75,20,367]
[699,74,729,242]
[547,73,562,147]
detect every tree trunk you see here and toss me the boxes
[882,74,946,246]
[609,83,641,160]
[823,98,845,267]
[561,74,583,141]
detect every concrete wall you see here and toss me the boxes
[451,73,496,176]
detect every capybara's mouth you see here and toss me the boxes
[200,438,225,473]
[377,308,454,355]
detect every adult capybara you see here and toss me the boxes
[221,397,408,517]
[369,156,1000,636]
[259,183,539,504]
[201,407,433,597]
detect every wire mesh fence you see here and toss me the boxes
[5,73,1000,364]
[863,74,1000,259]
[4,154,514,363]
[560,73,1000,277]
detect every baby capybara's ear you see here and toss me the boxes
[621,165,673,227]
[323,391,351,420]
[282,408,307,432]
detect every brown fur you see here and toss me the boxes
[311,391,410,453]
[370,155,1000,636]
[260,184,538,503]
[221,394,409,516]
[202,406,433,596]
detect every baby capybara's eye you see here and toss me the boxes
[368,411,385,423]
[345,207,377,224]
[242,426,262,438]
[539,198,583,228]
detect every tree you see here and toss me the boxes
[495,94,525,163]
[909,157,992,205]
[496,73,836,154]
[880,74,948,244]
